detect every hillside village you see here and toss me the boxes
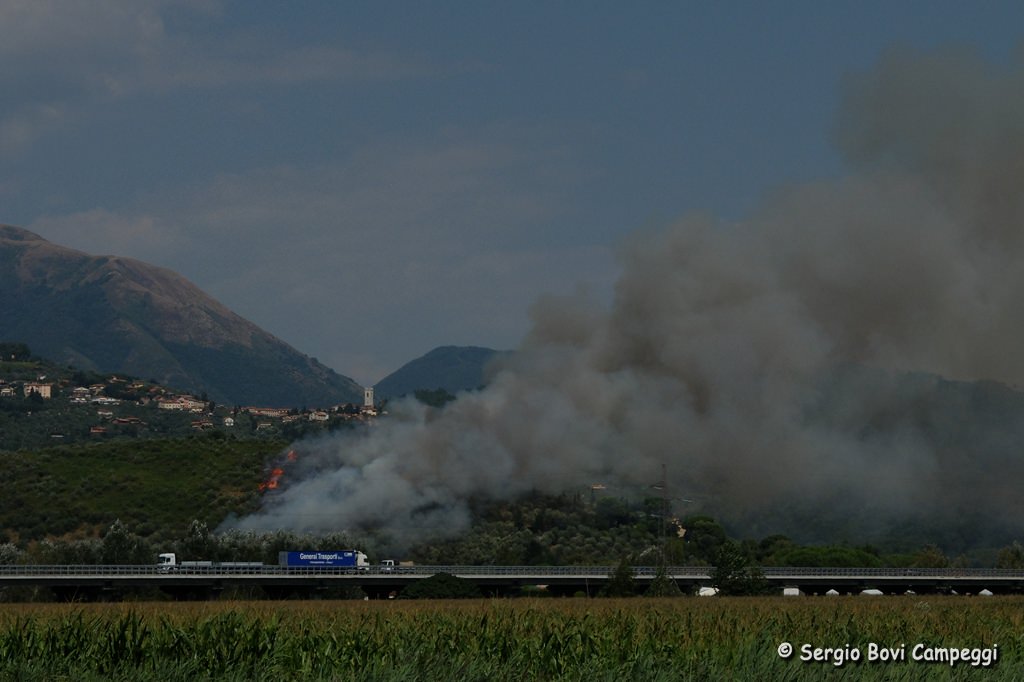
[0,350,380,450]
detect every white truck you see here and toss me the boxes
[378,559,415,573]
[157,553,263,573]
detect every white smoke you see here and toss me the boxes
[234,46,1024,547]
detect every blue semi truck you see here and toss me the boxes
[158,550,370,572]
[278,550,369,571]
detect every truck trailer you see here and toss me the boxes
[157,553,263,572]
[158,550,370,573]
[278,550,369,571]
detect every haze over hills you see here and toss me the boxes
[0,225,363,407]
[373,346,508,400]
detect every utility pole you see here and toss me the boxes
[660,463,669,569]
[650,463,669,570]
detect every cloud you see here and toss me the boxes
[0,0,168,58]
[29,208,181,258]
[0,103,66,154]
[28,127,605,383]
[0,1,444,90]
[0,1,450,153]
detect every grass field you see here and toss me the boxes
[0,597,1020,680]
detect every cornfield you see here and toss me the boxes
[1,597,1021,680]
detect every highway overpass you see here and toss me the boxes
[2,565,1023,599]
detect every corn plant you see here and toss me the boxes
[0,597,1022,679]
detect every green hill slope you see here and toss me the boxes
[2,438,286,544]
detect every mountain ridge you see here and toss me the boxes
[0,224,362,407]
[374,345,508,400]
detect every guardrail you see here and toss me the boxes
[759,567,1024,578]
[1,565,1024,579]
[0,564,627,577]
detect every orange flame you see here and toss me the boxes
[259,467,286,493]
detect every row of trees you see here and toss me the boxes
[6,490,1024,579]
[0,342,33,362]
[404,492,1024,571]
[0,520,367,568]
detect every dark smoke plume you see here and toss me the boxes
[234,47,1024,549]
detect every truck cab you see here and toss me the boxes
[380,559,396,573]
[157,553,177,572]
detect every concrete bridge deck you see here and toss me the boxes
[1,565,1021,597]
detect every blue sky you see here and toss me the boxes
[3,1,1022,384]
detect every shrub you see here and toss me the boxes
[399,572,482,599]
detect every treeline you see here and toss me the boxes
[0,521,372,601]
[0,520,366,568]
[13,490,1024,572]
[405,492,1024,570]
[0,342,33,362]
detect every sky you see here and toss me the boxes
[3,1,1023,386]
